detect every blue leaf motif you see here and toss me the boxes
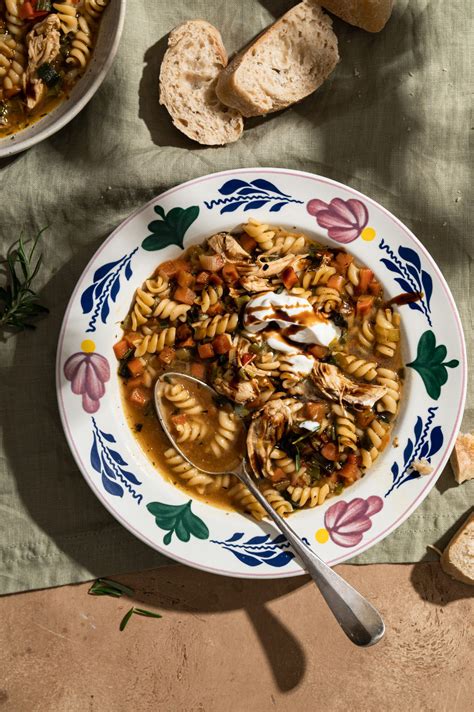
[236,188,268,196]
[90,434,100,473]
[380,258,402,275]
[102,473,123,497]
[429,426,443,457]
[244,200,268,211]
[101,454,116,480]
[227,550,263,567]
[80,283,96,315]
[109,449,127,466]
[414,417,423,441]
[245,535,271,545]
[218,179,251,195]
[93,260,120,282]
[100,298,110,325]
[110,276,120,303]
[221,201,247,214]
[421,270,433,309]
[394,277,415,293]
[391,461,399,478]
[226,532,244,543]
[100,431,116,443]
[125,261,133,280]
[399,247,421,272]
[419,440,430,458]
[265,552,294,568]
[271,534,288,545]
[251,179,290,196]
[120,470,142,486]
[405,264,422,288]
[270,202,288,212]
[403,438,414,466]
[408,302,424,314]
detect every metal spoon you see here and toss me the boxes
[155,372,385,647]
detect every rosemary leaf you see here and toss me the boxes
[119,607,135,631]
[133,608,162,619]
[97,578,135,596]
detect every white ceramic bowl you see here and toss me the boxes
[0,0,126,158]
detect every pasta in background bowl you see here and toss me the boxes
[57,169,466,578]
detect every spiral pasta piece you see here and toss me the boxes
[286,483,330,508]
[207,411,239,457]
[376,368,401,414]
[164,447,213,494]
[174,418,208,444]
[145,275,169,296]
[314,286,342,313]
[198,284,223,313]
[0,36,25,97]
[153,297,191,322]
[242,219,275,251]
[205,474,235,493]
[332,404,358,451]
[255,352,281,376]
[360,419,389,469]
[193,313,238,340]
[4,1,26,39]
[133,327,176,357]
[163,382,203,415]
[262,488,293,517]
[269,448,307,479]
[228,482,265,520]
[375,308,400,358]
[358,319,375,350]
[300,263,336,289]
[53,2,78,34]
[279,356,306,389]
[271,233,306,255]
[335,353,377,382]
[84,0,109,22]
[66,15,92,67]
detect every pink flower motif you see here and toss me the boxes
[307,197,369,243]
[64,351,110,414]
[324,496,383,548]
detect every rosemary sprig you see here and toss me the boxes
[0,229,49,331]
[88,578,135,598]
[119,607,162,631]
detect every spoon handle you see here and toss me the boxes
[238,467,385,647]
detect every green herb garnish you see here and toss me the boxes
[119,606,162,631]
[88,578,134,598]
[119,607,135,631]
[37,62,61,87]
[0,230,49,331]
[118,348,133,377]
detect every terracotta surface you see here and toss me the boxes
[1,563,473,711]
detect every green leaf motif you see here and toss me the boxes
[407,330,459,400]
[142,204,199,251]
[146,500,209,545]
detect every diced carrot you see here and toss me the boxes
[356,295,374,317]
[270,467,287,483]
[195,271,210,287]
[177,270,195,288]
[327,274,345,292]
[356,267,374,294]
[307,344,328,360]
[157,259,189,278]
[212,334,231,354]
[356,409,375,428]
[198,342,215,359]
[127,357,144,377]
[190,362,206,379]
[206,302,223,317]
[124,331,140,347]
[158,346,176,364]
[171,414,187,426]
[281,266,298,290]
[174,286,196,305]
[176,324,192,342]
[208,273,223,286]
[335,251,353,271]
[129,387,151,408]
[222,263,240,284]
[127,376,144,389]
[241,353,254,366]
[240,233,257,253]
[321,442,338,461]
[113,339,129,360]
[339,453,361,482]
[179,337,195,348]
[368,279,382,296]
[304,402,327,421]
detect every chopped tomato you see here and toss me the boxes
[239,233,257,253]
[327,274,345,292]
[335,251,353,272]
[178,337,195,348]
[190,362,206,380]
[355,267,374,294]
[177,270,195,289]
[129,387,151,408]
[126,376,144,389]
[197,342,215,359]
[113,339,129,360]
[304,402,327,421]
[307,344,328,360]
[356,409,375,428]
[281,266,298,290]
[127,357,144,377]
[174,286,196,305]
[356,295,374,317]
[19,2,35,19]
[270,467,287,483]
[206,302,223,316]
[208,273,223,286]
[368,279,382,296]
[241,353,254,366]
[321,442,338,461]
[158,346,176,364]
[176,324,192,342]
[171,413,187,426]
[157,259,190,278]
[339,453,361,483]
[212,334,231,354]
[195,271,210,287]
[222,263,240,284]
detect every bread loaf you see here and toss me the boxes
[159,20,244,145]
[319,0,394,33]
[441,513,474,586]
[450,432,474,484]
[216,1,339,118]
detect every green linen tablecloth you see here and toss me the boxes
[0,0,472,594]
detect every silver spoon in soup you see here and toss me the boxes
[155,372,385,647]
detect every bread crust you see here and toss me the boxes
[159,20,243,145]
[441,513,474,586]
[216,1,339,117]
[319,0,394,33]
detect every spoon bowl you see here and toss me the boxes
[154,372,385,647]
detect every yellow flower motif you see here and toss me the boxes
[315,528,329,544]
[361,227,376,242]
[81,339,96,353]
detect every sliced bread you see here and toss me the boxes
[319,0,394,33]
[159,20,244,145]
[450,432,474,484]
[441,513,474,586]
[215,1,339,118]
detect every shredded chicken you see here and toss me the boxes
[247,399,293,480]
[207,233,253,268]
[213,375,261,404]
[311,362,387,408]
[23,14,61,110]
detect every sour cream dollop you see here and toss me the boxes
[243,291,340,351]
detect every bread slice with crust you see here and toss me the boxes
[441,513,474,586]
[215,1,339,118]
[319,0,394,33]
[159,20,244,145]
